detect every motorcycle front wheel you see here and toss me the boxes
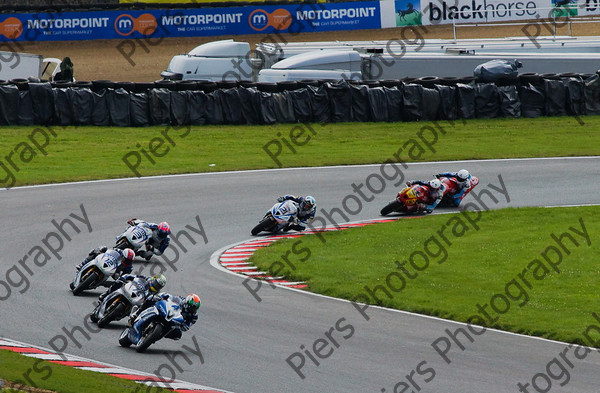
[98,298,127,328]
[380,200,403,216]
[72,271,100,296]
[136,323,164,353]
[251,217,276,236]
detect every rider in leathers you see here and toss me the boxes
[126,218,171,260]
[405,179,445,213]
[129,292,200,341]
[435,169,473,207]
[276,195,316,231]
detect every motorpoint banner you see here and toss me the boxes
[0,0,598,42]
[0,2,381,42]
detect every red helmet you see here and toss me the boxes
[157,222,171,238]
[122,248,135,261]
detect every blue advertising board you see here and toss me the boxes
[0,2,381,42]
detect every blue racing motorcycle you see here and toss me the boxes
[118,297,184,353]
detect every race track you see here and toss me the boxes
[1,157,599,393]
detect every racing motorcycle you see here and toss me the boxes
[114,224,153,259]
[118,297,184,353]
[251,199,300,235]
[91,276,148,328]
[437,175,480,207]
[70,251,121,296]
[380,185,429,216]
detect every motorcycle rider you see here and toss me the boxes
[129,292,201,341]
[76,246,135,275]
[98,273,166,302]
[275,195,316,231]
[435,169,472,207]
[126,218,171,260]
[405,178,445,213]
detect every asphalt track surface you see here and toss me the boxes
[1,157,599,393]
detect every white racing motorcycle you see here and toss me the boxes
[114,224,153,259]
[251,199,301,236]
[91,276,148,328]
[70,251,121,296]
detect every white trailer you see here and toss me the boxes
[0,51,64,81]
[161,37,600,83]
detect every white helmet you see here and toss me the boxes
[428,179,442,190]
[457,169,470,182]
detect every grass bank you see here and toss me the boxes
[250,206,599,345]
[0,116,597,188]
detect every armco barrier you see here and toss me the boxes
[0,75,595,126]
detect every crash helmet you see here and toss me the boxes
[122,248,135,261]
[428,179,442,190]
[301,196,316,211]
[157,222,171,238]
[183,294,201,313]
[148,274,166,293]
[456,169,470,182]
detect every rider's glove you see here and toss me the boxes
[127,218,137,225]
[277,196,285,202]
[406,181,414,186]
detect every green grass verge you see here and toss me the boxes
[0,349,171,393]
[0,116,598,188]
[250,206,600,346]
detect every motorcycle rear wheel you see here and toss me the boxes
[98,299,127,328]
[380,200,403,216]
[72,271,99,296]
[136,323,163,353]
[251,217,276,236]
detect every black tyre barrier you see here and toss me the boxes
[539,73,560,80]
[277,80,299,92]
[197,81,217,93]
[6,78,600,126]
[357,80,380,87]
[458,76,476,84]
[401,77,417,84]
[416,76,440,88]
[74,81,93,89]
[0,80,9,85]
[380,79,402,88]
[216,80,237,89]
[116,81,135,92]
[558,72,580,79]
[51,81,73,89]
[153,79,176,90]
[174,80,198,91]
[436,77,461,86]
[518,72,542,85]
[132,82,155,93]
[297,80,319,88]
[580,73,595,82]
[10,78,29,91]
[494,77,519,87]
[238,80,257,89]
[92,80,115,92]
[257,82,278,92]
